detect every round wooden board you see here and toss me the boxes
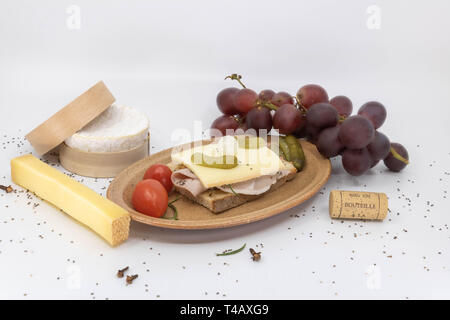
[107,139,331,229]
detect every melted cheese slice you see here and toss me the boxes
[171,136,284,188]
[11,155,130,246]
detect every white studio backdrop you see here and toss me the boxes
[1,0,449,141]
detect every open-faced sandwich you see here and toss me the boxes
[168,135,302,213]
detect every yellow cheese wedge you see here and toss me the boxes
[171,136,284,188]
[11,154,130,246]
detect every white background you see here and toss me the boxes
[1,0,450,300]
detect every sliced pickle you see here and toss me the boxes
[279,137,291,161]
[191,153,238,169]
[278,146,286,160]
[285,135,306,171]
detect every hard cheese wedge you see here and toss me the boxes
[11,154,130,246]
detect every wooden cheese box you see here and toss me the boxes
[25,81,149,178]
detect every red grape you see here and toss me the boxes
[237,120,248,132]
[338,115,375,149]
[316,125,343,158]
[210,115,239,137]
[367,131,390,160]
[216,87,239,115]
[306,103,339,129]
[292,114,307,138]
[371,159,380,168]
[273,104,302,135]
[383,142,409,172]
[271,91,294,107]
[245,107,272,134]
[296,84,329,109]
[304,123,321,143]
[342,148,372,176]
[330,95,353,117]
[258,89,275,103]
[234,88,258,114]
[358,101,387,129]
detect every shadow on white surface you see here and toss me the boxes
[128,197,316,244]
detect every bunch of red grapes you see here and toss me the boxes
[211,74,409,176]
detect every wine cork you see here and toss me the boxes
[329,190,388,221]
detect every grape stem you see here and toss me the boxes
[255,99,278,111]
[224,74,246,88]
[294,95,308,114]
[390,147,409,165]
[262,101,278,111]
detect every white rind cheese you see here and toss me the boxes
[65,103,149,153]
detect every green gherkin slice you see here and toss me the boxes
[279,137,291,161]
[191,153,239,169]
[285,135,306,171]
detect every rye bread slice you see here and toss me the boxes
[171,160,297,213]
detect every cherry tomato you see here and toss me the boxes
[132,179,168,218]
[143,164,173,193]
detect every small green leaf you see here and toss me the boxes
[163,198,180,220]
[168,203,178,220]
[227,184,239,197]
[216,243,246,256]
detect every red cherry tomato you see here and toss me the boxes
[132,179,168,218]
[143,164,173,193]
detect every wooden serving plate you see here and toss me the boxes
[107,139,331,229]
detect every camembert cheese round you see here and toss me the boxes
[65,103,149,152]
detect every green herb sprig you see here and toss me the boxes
[227,184,240,197]
[216,243,246,256]
[163,197,180,220]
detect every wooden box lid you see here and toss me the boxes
[26,81,115,155]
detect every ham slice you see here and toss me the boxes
[217,175,276,195]
[171,168,207,197]
[171,167,292,197]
